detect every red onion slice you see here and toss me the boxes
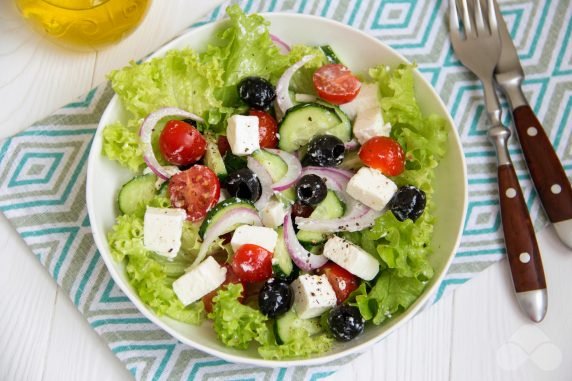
[276,55,315,115]
[264,148,302,192]
[270,34,291,54]
[283,213,328,271]
[139,107,204,180]
[247,157,274,210]
[191,207,262,268]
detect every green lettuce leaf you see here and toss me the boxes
[258,328,333,360]
[354,270,426,325]
[107,214,205,325]
[102,121,145,172]
[209,283,270,349]
[108,48,224,121]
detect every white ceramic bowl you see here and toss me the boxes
[87,13,468,367]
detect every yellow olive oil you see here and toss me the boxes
[16,0,151,50]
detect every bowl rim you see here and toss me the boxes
[87,12,468,368]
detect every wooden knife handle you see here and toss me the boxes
[498,163,546,292]
[513,105,572,223]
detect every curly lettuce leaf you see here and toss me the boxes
[209,283,270,349]
[107,214,205,325]
[362,207,434,280]
[258,328,333,360]
[102,121,145,172]
[354,270,426,325]
[108,48,224,121]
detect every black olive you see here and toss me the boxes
[389,185,427,222]
[295,174,327,206]
[303,135,345,167]
[224,168,262,202]
[328,305,365,342]
[259,278,292,317]
[238,77,276,109]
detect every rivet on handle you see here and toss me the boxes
[506,188,517,198]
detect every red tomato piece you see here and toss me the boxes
[316,262,360,303]
[202,264,245,313]
[231,244,273,283]
[168,165,220,222]
[359,136,405,176]
[313,64,361,105]
[249,109,278,148]
[217,136,231,157]
[159,120,206,166]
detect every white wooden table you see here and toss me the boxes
[1,1,571,380]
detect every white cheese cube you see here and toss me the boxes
[340,83,379,120]
[346,167,397,211]
[353,106,391,145]
[230,225,278,253]
[143,207,187,258]
[172,257,227,306]
[261,199,287,228]
[323,236,380,280]
[226,115,260,156]
[292,274,337,319]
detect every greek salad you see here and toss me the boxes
[103,5,448,360]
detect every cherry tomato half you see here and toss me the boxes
[168,165,220,222]
[202,264,245,313]
[313,64,361,105]
[231,244,273,283]
[359,136,405,177]
[249,109,278,148]
[159,120,206,166]
[316,262,360,303]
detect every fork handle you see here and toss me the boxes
[497,163,546,294]
[512,105,572,225]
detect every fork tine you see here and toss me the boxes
[459,0,476,38]
[449,0,460,33]
[474,0,487,36]
[488,0,498,35]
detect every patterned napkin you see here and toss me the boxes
[1,1,570,379]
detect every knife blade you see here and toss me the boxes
[493,0,572,250]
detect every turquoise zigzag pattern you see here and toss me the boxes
[0,0,570,380]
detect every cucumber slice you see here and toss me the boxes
[272,227,294,277]
[278,102,351,152]
[320,45,343,64]
[118,174,157,216]
[274,310,323,344]
[297,191,345,244]
[198,197,256,239]
[223,152,247,173]
[252,150,287,182]
[204,135,227,180]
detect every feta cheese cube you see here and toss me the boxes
[323,236,379,280]
[143,207,187,258]
[340,83,379,120]
[226,115,260,156]
[261,199,287,228]
[230,225,278,253]
[291,274,337,319]
[346,167,397,211]
[172,257,227,306]
[353,106,391,144]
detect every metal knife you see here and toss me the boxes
[494,0,572,249]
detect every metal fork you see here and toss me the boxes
[449,0,547,322]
